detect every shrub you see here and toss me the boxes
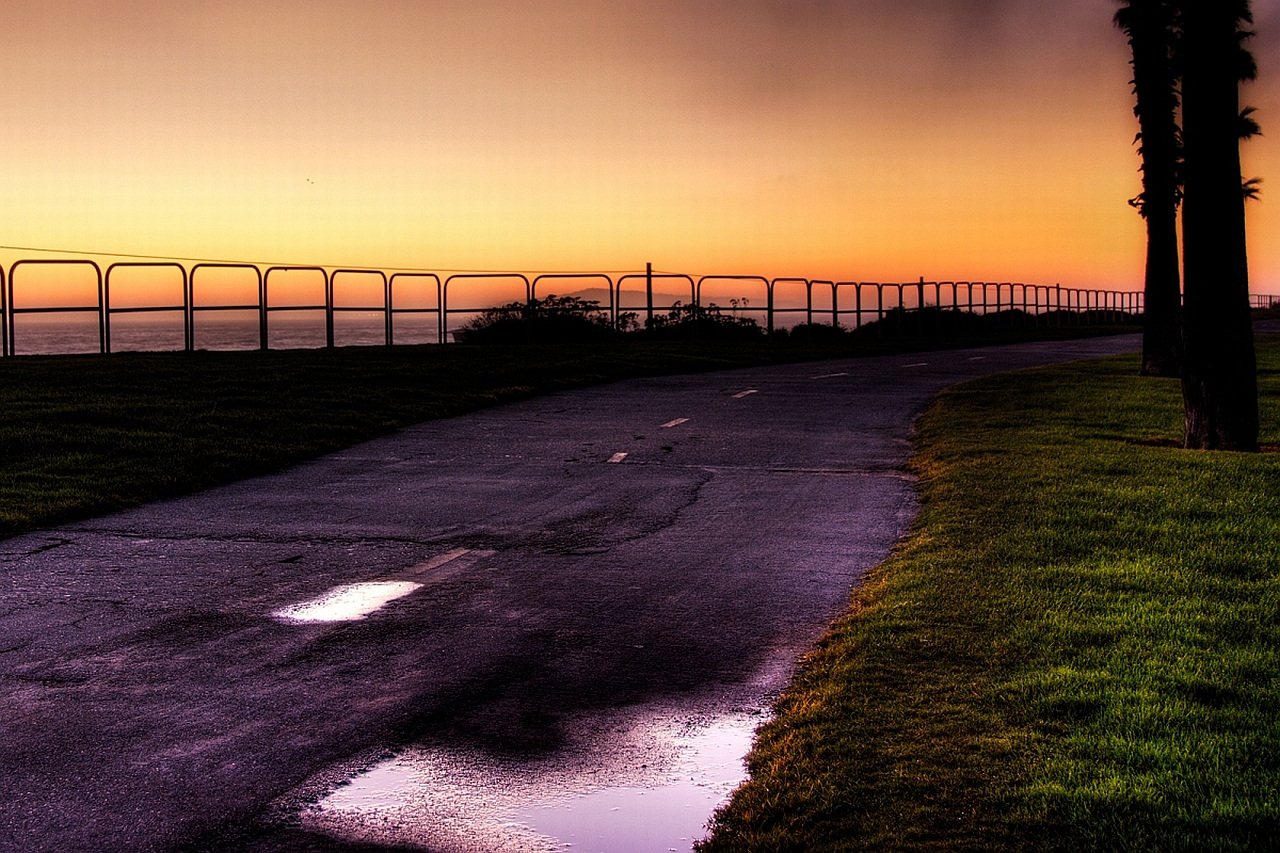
[635,300,766,341]
[453,295,617,344]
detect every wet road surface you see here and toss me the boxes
[0,336,1141,852]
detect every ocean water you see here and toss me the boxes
[4,286,841,357]
[7,310,448,355]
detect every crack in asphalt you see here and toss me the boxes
[1,537,74,561]
[532,471,715,556]
[13,530,465,550]
[621,462,917,480]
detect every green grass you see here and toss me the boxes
[699,335,1280,852]
[0,324,1137,542]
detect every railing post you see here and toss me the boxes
[258,272,268,350]
[326,272,335,348]
[184,266,193,352]
[98,270,106,354]
[646,262,654,329]
[384,274,392,346]
[6,263,13,357]
[766,280,774,338]
[918,276,925,335]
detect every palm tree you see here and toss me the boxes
[1116,0,1183,377]
[1178,0,1259,450]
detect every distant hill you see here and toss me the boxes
[543,287,695,311]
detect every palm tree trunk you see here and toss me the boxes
[1179,0,1258,451]
[1117,0,1183,376]
[1142,200,1182,375]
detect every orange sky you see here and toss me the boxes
[1,0,1278,293]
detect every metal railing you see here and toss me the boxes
[6,251,1265,357]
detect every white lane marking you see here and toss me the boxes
[903,362,929,368]
[273,581,422,623]
[969,356,987,361]
[607,452,628,463]
[661,418,690,428]
[732,390,758,399]
[811,372,849,379]
[404,548,471,577]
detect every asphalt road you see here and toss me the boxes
[0,335,1142,852]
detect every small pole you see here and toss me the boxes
[325,272,335,349]
[259,275,268,351]
[646,262,654,328]
[918,275,925,335]
[766,280,774,339]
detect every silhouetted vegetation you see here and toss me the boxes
[779,307,1139,341]
[456,299,1139,348]
[633,301,766,342]
[453,295,619,344]
[457,297,770,343]
[772,322,854,344]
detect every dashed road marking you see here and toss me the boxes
[732,390,758,399]
[607,452,628,463]
[273,549,486,623]
[811,372,849,379]
[969,356,987,361]
[404,548,472,577]
[661,418,690,428]
[903,362,928,368]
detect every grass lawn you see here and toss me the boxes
[699,334,1280,852]
[0,324,1135,542]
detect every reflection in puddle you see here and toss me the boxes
[298,710,762,853]
[515,717,755,852]
[272,581,422,622]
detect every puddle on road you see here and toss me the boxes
[296,708,762,853]
[515,716,755,852]
[272,581,422,623]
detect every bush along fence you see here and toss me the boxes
[3,254,1270,355]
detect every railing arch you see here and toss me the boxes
[104,262,189,353]
[264,266,331,349]
[696,275,769,336]
[443,273,531,343]
[388,273,443,345]
[768,278,812,332]
[615,273,695,329]
[7,259,105,357]
[330,269,391,347]
[190,263,265,350]
[810,280,838,328]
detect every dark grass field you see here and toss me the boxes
[699,334,1280,852]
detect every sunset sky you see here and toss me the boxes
[2,0,1279,293]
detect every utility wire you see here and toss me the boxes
[0,243,654,276]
